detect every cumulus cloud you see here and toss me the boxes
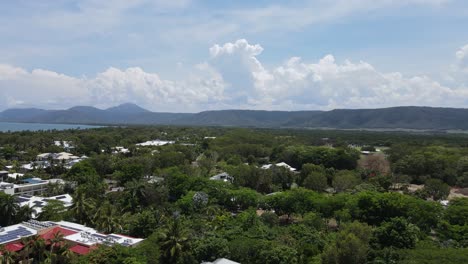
[456,44,468,70]
[0,64,87,109]
[1,39,468,112]
[205,39,468,110]
[0,63,224,112]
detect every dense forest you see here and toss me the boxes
[1,126,468,263]
[4,104,468,130]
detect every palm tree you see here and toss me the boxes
[16,204,37,222]
[60,248,74,263]
[124,179,147,211]
[31,235,46,263]
[44,231,65,264]
[0,193,20,226]
[159,216,190,264]
[70,189,95,225]
[20,235,35,263]
[93,201,122,234]
[0,246,17,264]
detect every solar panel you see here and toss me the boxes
[108,235,121,239]
[55,196,66,199]
[16,197,30,203]
[93,234,107,239]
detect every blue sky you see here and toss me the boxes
[0,0,467,112]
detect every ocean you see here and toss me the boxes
[0,122,102,132]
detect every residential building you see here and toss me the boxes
[261,162,297,172]
[210,172,234,183]
[136,139,175,146]
[0,220,144,255]
[201,258,240,264]
[0,178,49,196]
[16,194,73,218]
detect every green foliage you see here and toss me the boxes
[192,236,230,262]
[73,245,145,264]
[2,125,468,264]
[347,191,442,231]
[423,178,450,201]
[372,217,420,249]
[333,170,360,192]
[322,222,372,264]
[38,199,67,221]
[0,192,20,226]
[399,248,468,264]
[303,171,328,192]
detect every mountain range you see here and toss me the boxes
[1,103,468,130]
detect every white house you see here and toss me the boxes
[261,162,297,172]
[210,172,234,183]
[201,258,240,264]
[16,194,73,218]
[136,140,175,146]
[0,178,49,196]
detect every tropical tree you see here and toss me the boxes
[93,201,122,234]
[159,216,190,264]
[0,244,17,264]
[38,200,67,221]
[70,187,96,225]
[0,192,20,226]
[15,204,36,222]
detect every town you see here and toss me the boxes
[0,126,467,263]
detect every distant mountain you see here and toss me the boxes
[175,110,321,127]
[1,104,468,130]
[106,103,150,114]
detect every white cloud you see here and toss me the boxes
[456,44,468,70]
[0,63,224,112]
[205,39,468,110]
[1,39,467,112]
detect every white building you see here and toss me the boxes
[210,172,234,183]
[7,173,24,179]
[53,221,144,247]
[16,194,73,218]
[136,139,175,146]
[113,146,130,154]
[261,162,297,172]
[0,220,145,255]
[201,258,240,264]
[0,178,49,196]
[54,141,74,150]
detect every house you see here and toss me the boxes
[0,170,8,180]
[36,152,80,162]
[146,175,165,184]
[16,194,73,218]
[261,162,297,172]
[54,141,74,151]
[7,173,24,180]
[0,178,49,196]
[35,152,87,169]
[113,146,130,154]
[210,172,234,183]
[136,139,175,146]
[0,220,145,255]
[201,258,240,264]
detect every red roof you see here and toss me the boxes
[41,227,77,241]
[70,244,94,255]
[5,243,24,252]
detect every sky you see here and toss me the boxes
[0,0,467,112]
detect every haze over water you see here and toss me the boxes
[0,122,101,132]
